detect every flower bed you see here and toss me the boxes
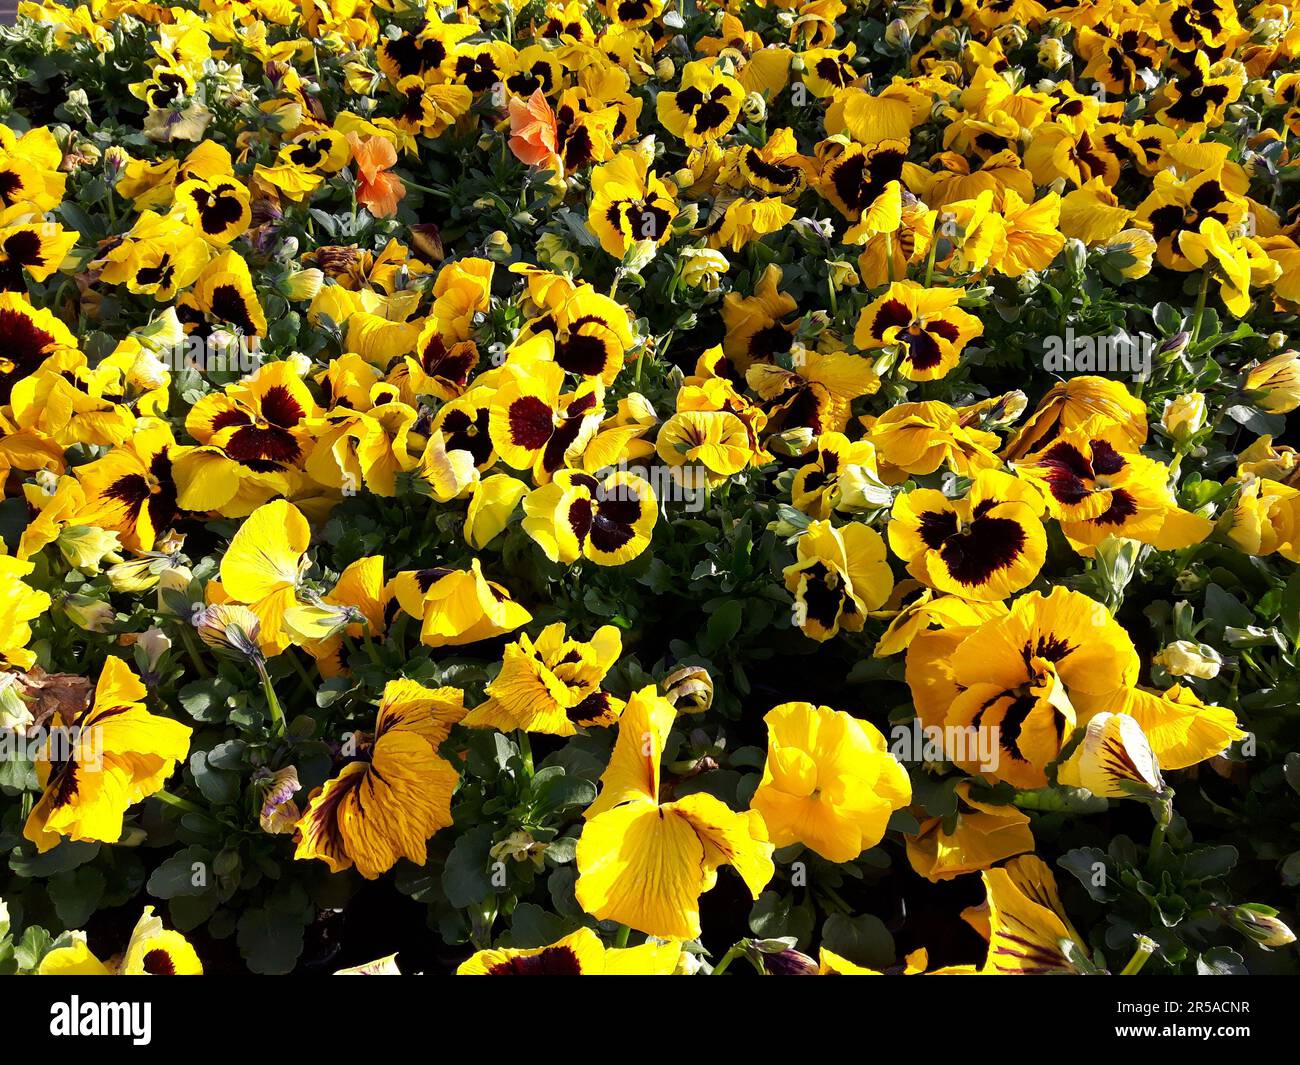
[0,0,1297,977]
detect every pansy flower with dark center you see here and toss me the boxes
[801,45,860,97]
[177,249,267,337]
[587,148,678,258]
[504,46,564,98]
[1023,122,1121,188]
[132,67,194,111]
[1136,166,1247,270]
[431,386,496,470]
[791,431,880,519]
[0,222,75,292]
[376,22,474,84]
[553,89,620,171]
[460,927,681,975]
[294,679,463,879]
[746,350,878,436]
[1157,51,1242,128]
[391,75,474,138]
[914,586,1138,783]
[389,559,531,649]
[107,212,212,302]
[1162,0,1240,58]
[450,41,513,94]
[185,360,319,476]
[853,280,983,381]
[1077,20,1165,95]
[397,323,479,403]
[522,468,658,566]
[175,175,250,244]
[946,644,1086,785]
[74,420,185,552]
[601,0,664,28]
[539,1,595,42]
[783,519,893,642]
[24,657,191,853]
[889,470,1047,602]
[519,283,635,385]
[1015,424,1212,555]
[657,60,743,147]
[0,154,47,212]
[463,621,623,734]
[0,291,79,404]
[739,127,811,196]
[720,264,800,371]
[489,359,605,482]
[817,140,908,220]
[255,128,351,201]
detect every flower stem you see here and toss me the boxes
[614,924,631,948]
[256,659,287,736]
[1190,268,1212,345]
[153,789,205,817]
[516,729,534,779]
[710,944,742,975]
[1120,936,1156,975]
[178,623,211,679]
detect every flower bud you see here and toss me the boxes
[253,766,302,835]
[59,593,116,633]
[1244,351,1300,413]
[1153,640,1222,680]
[662,665,714,713]
[1058,712,1165,800]
[1215,903,1297,948]
[57,526,122,574]
[283,267,324,301]
[742,92,767,123]
[679,246,729,291]
[484,230,513,263]
[1161,392,1207,442]
[884,19,911,49]
[1037,37,1070,70]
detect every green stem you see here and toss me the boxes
[614,924,631,948]
[1120,936,1156,976]
[1190,268,1212,345]
[1148,797,1173,864]
[710,944,742,975]
[402,178,452,199]
[256,658,287,736]
[152,789,205,817]
[922,227,940,286]
[516,729,534,779]
[178,623,211,679]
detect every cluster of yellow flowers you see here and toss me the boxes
[0,0,1298,977]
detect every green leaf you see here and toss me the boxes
[1196,947,1246,975]
[442,825,496,909]
[498,903,576,949]
[531,767,597,815]
[702,599,744,654]
[49,867,107,929]
[1058,847,1116,902]
[189,750,240,805]
[820,913,895,970]
[146,845,213,899]
[9,840,100,879]
[236,907,307,975]
[178,677,236,723]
